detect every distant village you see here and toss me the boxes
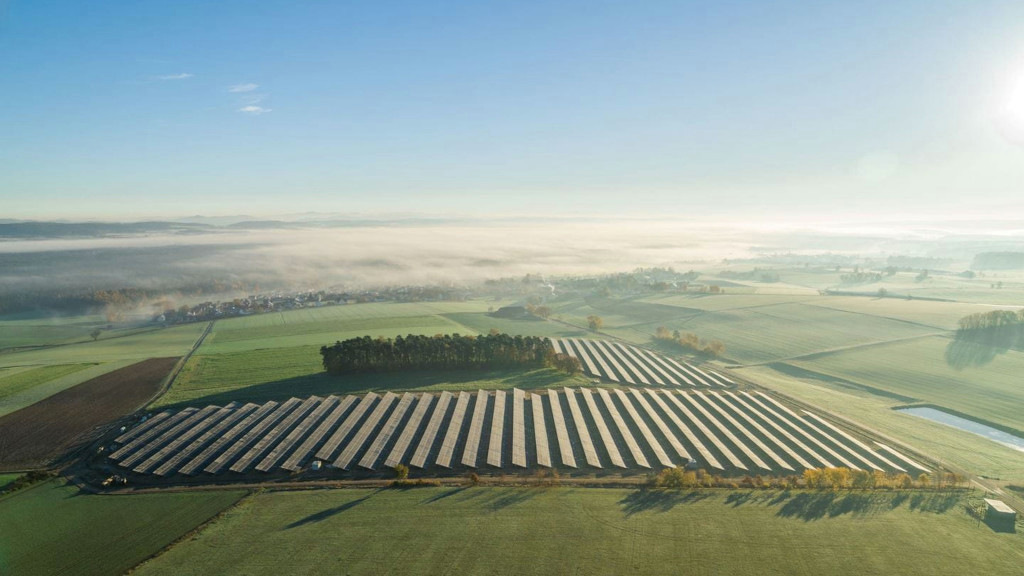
[154,267,709,325]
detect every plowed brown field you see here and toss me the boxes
[0,357,178,470]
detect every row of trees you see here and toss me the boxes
[957,309,1024,332]
[321,333,576,374]
[650,467,963,490]
[653,327,725,357]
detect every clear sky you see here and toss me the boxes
[2,0,1024,220]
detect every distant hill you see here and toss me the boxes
[971,252,1024,270]
[0,221,212,239]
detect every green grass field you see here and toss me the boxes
[0,480,244,576]
[785,335,1024,433]
[0,474,19,491]
[155,344,589,408]
[134,487,1022,576]
[572,297,941,365]
[0,312,112,350]
[197,302,502,355]
[0,360,139,418]
[0,322,205,368]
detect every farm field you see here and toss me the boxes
[735,364,1024,485]
[639,293,819,312]
[800,296,999,330]
[0,358,178,470]
[582,299,940,365]
[0,480,244,576]
[785,336,1024,433]
[0,322,205,367]
[442,311,585,339]
[196,301,503,355]
[156,344,588,408]
[0,360,138,418]
[0,311,113,350]
[134,487,1023,576]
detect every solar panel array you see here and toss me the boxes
[111,389,926,477]
[554,338,733,387]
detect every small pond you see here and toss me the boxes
[897,406,1024,453]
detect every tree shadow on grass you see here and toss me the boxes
[773,491,961,521]
[420,486,470,504]
[619,489,709,517]
[945,327,1024,370]
[284,495,372,529]
[163,367,585,409]
[476,488,540,512]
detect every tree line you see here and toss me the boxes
[321,333,581,375]
[957,309,1024,332]
[654,327,725,357]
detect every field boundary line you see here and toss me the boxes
[730,331,947,368]
[147,321,215,410]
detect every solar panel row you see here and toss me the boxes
[554,338,729,387]
[112,388,928,477]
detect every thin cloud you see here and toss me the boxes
[156,73,193,80]
[229,83,259,92]
[239,105,271,115]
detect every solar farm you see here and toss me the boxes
[552,338,733,386]
[108,383,928,479]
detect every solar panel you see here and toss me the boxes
[116,407,205,468]
[133,405,231,474]
[613,388,673,467]
[561,388,600,468]
[633,347,697,386]
[628,389,690,461]
[155,403,260,476]
[384,393,434,469]
[530,393,552,468]
[677,392,770,470]
[179,401,279,476]
[612,342,666,385]
[409,391,453,469]
[486,390,506,468]
[460,389,489,468]
[576,339,620,382]
[803,411,903,471]
[724,391,830,469]
[744,392,860,470]
[579,388,625,468]
[334,392,398,470]
[316,393,380,462]
[561,339,601,378]
[597,389,649,468]
[695,392,793,471]
[590,340,636,383]
[231,396,323,473]
[643,389,721,469]
[874,442,929,472]
[205,398,302,474]
[511,388,527,468]
[256,396,340,472]
[436,391,471,468]
[661,391,746,469]
[281,395,356,472]
[358,393,415,470]
[114,411,172,444]
[110,408,198,461]
[123,406,220,471]
[547,389,578,468]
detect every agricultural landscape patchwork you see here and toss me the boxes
[2,263,1024,575]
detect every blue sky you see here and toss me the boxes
[2,0,1024,220]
